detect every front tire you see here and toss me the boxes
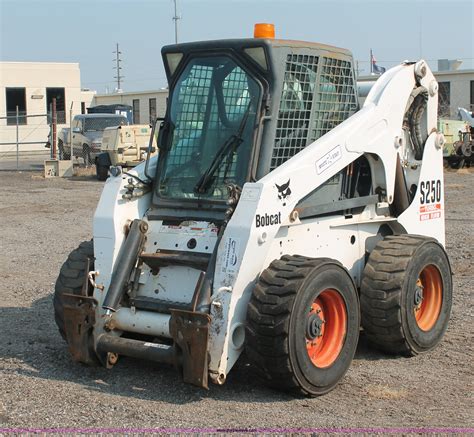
[246,255,360,396]
[360,234,452,355]
[53,240,94,340]
[58,140,71,160]
[82,144,93,166]
[96,163,109,181]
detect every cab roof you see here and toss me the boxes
[162,38,352,58]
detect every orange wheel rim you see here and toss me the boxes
[305,288,347,368]
[414,265,443,331]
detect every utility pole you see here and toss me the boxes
[172,0,181,44]
[113,43,124,92]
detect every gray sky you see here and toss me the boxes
[1,0,473,93]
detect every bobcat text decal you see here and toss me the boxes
[256,212,282,228]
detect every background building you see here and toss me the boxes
[434,69,474,118]
[93,89,168,125]
[358,61,474,119]
[2,59,472,158]
[0,62,95,155]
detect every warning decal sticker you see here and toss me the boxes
[419,203,442,221]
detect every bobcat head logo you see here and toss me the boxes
[275,179,291,202]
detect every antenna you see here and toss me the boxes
[172,0,181,44]
[113,43,124,92]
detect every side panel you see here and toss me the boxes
[398,134,445,245]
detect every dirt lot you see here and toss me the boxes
[0,169,472,431]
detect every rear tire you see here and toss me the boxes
[96,163,109,181]
[360,234,452,355]
[245,255,360,396]
[58,140,71,160]
[451,158,465,169]
[54,240,94,340]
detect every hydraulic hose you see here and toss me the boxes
[404,86,428,160]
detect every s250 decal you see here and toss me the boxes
[419,179,442,221]
[419,179,441,205]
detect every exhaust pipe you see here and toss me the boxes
[102,219,147,312]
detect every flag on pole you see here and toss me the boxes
[370,49,386,75]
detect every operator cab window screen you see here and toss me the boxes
[271,56,357,171]
[46,88,66,123]
[157,56,261,202]
[6,87,27,125]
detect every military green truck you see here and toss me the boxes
[438,119,471,168]
[95,124,158,180]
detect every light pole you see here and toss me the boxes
[172,0,180,44]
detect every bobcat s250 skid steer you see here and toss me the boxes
[54,24,452,396]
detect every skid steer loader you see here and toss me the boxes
[54,24,452,396]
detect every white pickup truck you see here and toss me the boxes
[57,113,128,164]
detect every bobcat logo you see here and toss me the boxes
[275,179,291,203]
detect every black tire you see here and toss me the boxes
[245,255,360,396]
[450,158,464,169]
[58,140,70,160]
[53,240,94,340]
[83,144,93,166]
[96,163,109,181]
[360,234,452,356]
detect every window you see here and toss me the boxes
[149,98,157,124]
[83,116,127,131]
[133,99,140,124]
[46,88,66,123]
[81,102,86,114]
[156,56,261,202]
[438,82,450,117]
[5,87,27,125]
[72,118,82,130]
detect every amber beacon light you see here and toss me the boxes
[254,23,275,39]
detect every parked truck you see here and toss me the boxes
[57,113,128,164]
[439,108,474,169]
[95,124,158,180]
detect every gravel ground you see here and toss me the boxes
[0,169,472,431]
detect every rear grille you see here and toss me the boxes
[271,54,319,170]
[311,57,358,141]
[270,55,358,171]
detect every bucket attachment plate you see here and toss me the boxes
[169,310,211,389]
[62,293,98,365]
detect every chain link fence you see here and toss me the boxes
[0,106,128,172]
[0,111,52,170]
